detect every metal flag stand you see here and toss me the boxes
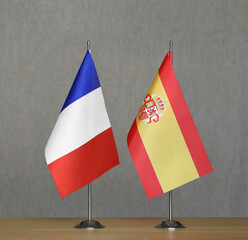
[155,41,185,230]
[74,41,105,229]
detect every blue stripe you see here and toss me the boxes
[61,50,101,112]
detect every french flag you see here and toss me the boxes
[45,50,119,198]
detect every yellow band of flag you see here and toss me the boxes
[136,73,199,192]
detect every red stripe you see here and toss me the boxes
[127,119,163,199]
[158,53,213,177]
[48,128,119,198]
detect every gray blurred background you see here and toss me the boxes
[0,0,247,218]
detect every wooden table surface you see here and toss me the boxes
[0,218,247,240]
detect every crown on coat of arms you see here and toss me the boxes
[155,97,165,111]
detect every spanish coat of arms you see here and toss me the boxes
[138,93,166,124]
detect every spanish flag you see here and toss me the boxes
[127,51,213,199]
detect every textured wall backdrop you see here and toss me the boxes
[0,0,247,217]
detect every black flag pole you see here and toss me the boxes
[74,40,104,229]
[155,41,185,230]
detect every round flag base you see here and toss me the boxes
[75,219,105,229]
[155,219,185,229]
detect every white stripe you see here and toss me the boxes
[45,87,111,165]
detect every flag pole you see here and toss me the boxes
[169,191,172,222]
[88,182,92,222]
[74,40,104,229]
[168,41,173,224]
[155,41,185,229]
